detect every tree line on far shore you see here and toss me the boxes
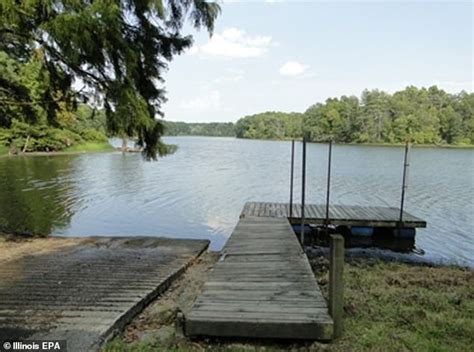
[167,86,474,145]
[2,85,472,152]
[162,121,235,137]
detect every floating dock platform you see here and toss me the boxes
[241,202,427,228]
[185,202,426,341]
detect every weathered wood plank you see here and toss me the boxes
[185,318,333,340]
[185,217,333,340]
[240,202,426,228]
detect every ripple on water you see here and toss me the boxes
[0,137,472,266]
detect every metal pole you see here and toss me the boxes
[325,141,333,230]
[300,138,306,245]
[289,140,295,218]
[399,141,411,224]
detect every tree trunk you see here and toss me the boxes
[22,135,30,153]
[121,136,128,152]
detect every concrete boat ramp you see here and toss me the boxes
[0,237,208,351]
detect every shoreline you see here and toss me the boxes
[3,138,473,158]
[0,142,114,158]
[103,251,473,351]
[305,246,473,270]
[235,137,474,149]
[162,135,474,149]
[1,237,472,351]
[1,232,471,270]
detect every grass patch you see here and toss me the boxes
[64,141,114,153]
[312,259,474,352]
[0,145,9,156]
[103,258,473,352]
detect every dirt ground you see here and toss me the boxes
[0,235,87,264]
[104,251,473,352]
[119,252,220,344]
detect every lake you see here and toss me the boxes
[0,137,473,267]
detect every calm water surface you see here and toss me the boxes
[0,137,473,266]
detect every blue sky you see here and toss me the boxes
[162,0,473,122]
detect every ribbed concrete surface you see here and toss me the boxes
[0,237,209,351]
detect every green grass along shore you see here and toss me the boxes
[0,141,114,157]
[103,257,473,352]
[2,139,472,159]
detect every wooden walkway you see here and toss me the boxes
[241,202,427,228]
[185,217,333,340]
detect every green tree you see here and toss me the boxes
[439,106,463,144]
[241,86,472,146]
[0,0,220,159]
[163,121,235,137]
[356,89,391,143]
[235,112,303,140]
[453,92,474,144]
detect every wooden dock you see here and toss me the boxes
[185,217,333,340]
[241,202,427,228]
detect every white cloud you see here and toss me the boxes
[213,73,243,84]
[180,90,221,111]
[186,46,199,55]
[194,27,272,58]
[279,61,309,76]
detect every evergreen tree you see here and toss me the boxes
[0,0,220,159]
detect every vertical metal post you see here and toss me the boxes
[399,142,411,224]
[300,138,306,245]
[289,140,295,218]
[325,141,333,230]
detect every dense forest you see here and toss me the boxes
[0,48,110,153]
[235,87,473,145]
[162,121,235,137]
[3,83,472,151]
[235,112,304,140]
[164,86,473,146]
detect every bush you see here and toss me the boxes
[2,119,84,152]
[80,128,108,142]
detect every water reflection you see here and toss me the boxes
[0,137,472,267]
[0,156,75,235]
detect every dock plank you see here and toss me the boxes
[243,202,426,228]
[185,217,333,340]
